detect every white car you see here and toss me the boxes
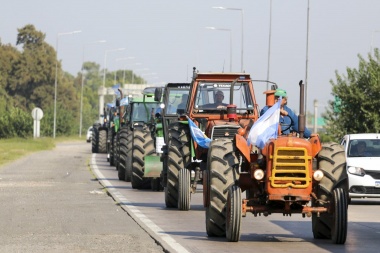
[86,127,93,143]
[340,133,380,202]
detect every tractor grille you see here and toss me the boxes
[210,125,240,140]
[270,147,312,188]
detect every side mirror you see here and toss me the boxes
[154,88,163,102]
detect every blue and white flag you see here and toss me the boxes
[188,117,211,148]
[247,98,282,149]
[112,84,121,97]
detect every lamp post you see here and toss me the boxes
[205,26,232,72]
[212,6,244,72]
[53,30,81,138]
[370,30,380,53]
[266,0,273,89]
[133,68,149,84]
[79,39,106,137]
[99,47,125,122]
[115,56,135,85]
[305,0,310,116]
[124,62,142,84]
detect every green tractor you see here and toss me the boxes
[147,83,191,193]
[92,103,113,154]
[117,87,162,189]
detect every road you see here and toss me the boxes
[92,150,380,253]
[0,141,164,253]
[1,141,379,253]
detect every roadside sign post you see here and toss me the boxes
[31,107,43,138]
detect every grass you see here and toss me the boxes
[0,136,86,167]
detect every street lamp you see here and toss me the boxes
[305,0,310,115]
[123,62,142,84]
[205,26,232,72]
[213,6,244,72]
[79,39,106,137]
[99,47,125,122]
[266,0,273,89]
[103,48,126,88]
[370,30,380,53]
[115,56,135,84]
[133,68,149,84]
[53,30,81,138]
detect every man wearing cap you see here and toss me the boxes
[260,88,311,138]
[202,90,228,109]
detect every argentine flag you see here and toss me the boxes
[112,84,121,97]
[188,117,211,148]
[247,98,282,149]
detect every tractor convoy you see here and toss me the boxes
[91,67,348,245]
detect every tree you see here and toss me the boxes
[323,49,380,140]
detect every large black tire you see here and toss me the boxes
[165,122,191,208]
[226,185,242,242]
[206,139,239,237]
[109,133,115,166]
[118,127,132,181]
[312,142,348,244]
[92,127,99,153]
[131,127,155,189]
[178,169,191,210]
[98,130,107,153]
[114,132,120,171]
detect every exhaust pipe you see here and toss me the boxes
[298,80,305,138]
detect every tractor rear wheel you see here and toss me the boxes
[165,122,191,208]
[118,128,132,181]
[98,129,107,153]
[131,127,154,189]
[206,139,238,237]
[178,169,191,210]
[312,142,348,244]
[91,127,98,153]
[226,185,242,242]
[110,134,115,166]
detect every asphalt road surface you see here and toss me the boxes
[2,141,380,253]
[0,141,164,253]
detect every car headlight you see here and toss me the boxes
[347,166,365,176]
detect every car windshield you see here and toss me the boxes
[347,139,380,157]
[194,82,254,113]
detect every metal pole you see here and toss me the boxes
[266,0,273,89]
[205,27,232,72]
[79,40,106,137]
[314,99,318,133]
[53,35,59,139]
[371,30,380,53]
[240,9,244,72]
[305,0,310,116]
[53,30,81,138]
[212,7,244,72]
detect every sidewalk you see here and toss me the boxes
[0,141,164,253]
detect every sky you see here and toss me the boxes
[1,0,380,116]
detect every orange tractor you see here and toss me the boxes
[164,68,260,210]
[203,79,348,244]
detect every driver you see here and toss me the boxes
[260,88,311,138]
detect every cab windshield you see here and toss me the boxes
[194,82,254,113]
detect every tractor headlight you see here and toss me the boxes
[253,169,265,180]
[313,170,324,181]
[347,166,365,176]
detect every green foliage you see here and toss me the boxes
[0,24,147,139]
[324,48,380,139]
[0,107,33,138]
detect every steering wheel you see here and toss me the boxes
[280,115,294,134]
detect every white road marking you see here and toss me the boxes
[91,154,190,253]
